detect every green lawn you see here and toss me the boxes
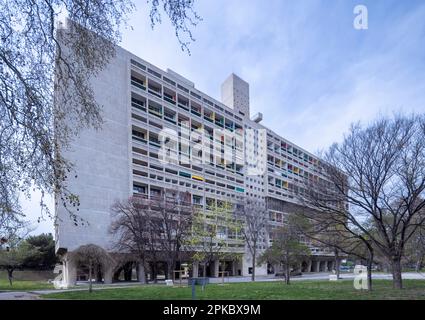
[43,279,425,300]
[0,278,54,291]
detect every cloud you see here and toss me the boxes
[23,0,425,234]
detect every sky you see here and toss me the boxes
[24,0,425,235]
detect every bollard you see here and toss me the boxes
[191,281,196,300]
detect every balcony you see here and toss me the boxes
[132,136,147,144]
[178,102,189,111]
[225,120,234,132]
[132,129,147,144]
[191,103,202,117]
[149,132,161,148]
[204,110,214,123]
[177,94,190,111]
[131,97,146,112]
[149,139,161,148]
[148,80,162,98]
[163,108,176,124]
[131,76,146,91]
[148,102,163,118]
[215,119,224,128]
[163,89,176,105]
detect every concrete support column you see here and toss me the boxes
[137,262,146,284]
[307,260,312,273]
[232,261,237,276]
[330,260,335,272]
[103,264,114,284]
[192,262,199,278]
[213,260,220,277]
[63,254,77,288]
[316,260,321,272]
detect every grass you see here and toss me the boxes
[42,279,425,300]
[0,278,54,291]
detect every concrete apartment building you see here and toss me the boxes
[55,40,337,286]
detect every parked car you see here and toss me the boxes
[339,265,353,272]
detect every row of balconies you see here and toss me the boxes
[133,172,239,200]
[131,71,244,134]
[131,96,243,142]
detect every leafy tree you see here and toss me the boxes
[190,201,242,277]
[0,240,39,286]
[258,214,310,285]
[23,233,57,270]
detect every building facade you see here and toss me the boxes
[55,43,336,286]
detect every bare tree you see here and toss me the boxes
[110,190,194,282]
[152,190,195,279]
[404,214,425,272]
[0,1,201,226]
[258,213,310,285]
[297,114,425,289]
[110,196,161,283]
[235,198,268,281]
[72,244,113,292]
[291,205,376,290]
[148,0,202,53]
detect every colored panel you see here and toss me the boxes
[179,171,191,178]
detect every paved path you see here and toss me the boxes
[0,291,41,300]
[208,271,425,283]
[1,272,425,299]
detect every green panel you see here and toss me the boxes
[179,171,191,178]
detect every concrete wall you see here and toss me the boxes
[242,253,268,277]
[0,270,55,281]
[56,46,132,252]
[221,73,250,118]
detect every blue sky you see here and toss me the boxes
[26,0,425,235]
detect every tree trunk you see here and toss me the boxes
[334,249,340,279]
[251,249,256,282]
[167,261,174,280]
[152,261,158,283]
[137,261,147,284]
[7,268,13,286]
[203,263,207,278]
[415,255,424,272]
[391,258,403,289]
[123,262,133,281]
[367,258,373,291]
[88,265,93,293]
[113,266,122,281]
[285,265,290,285]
